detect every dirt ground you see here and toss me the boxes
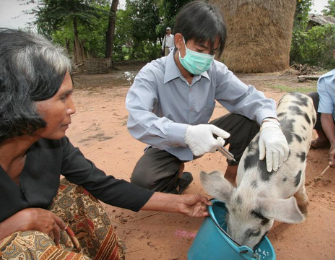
[68,65,335,260]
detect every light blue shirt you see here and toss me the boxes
[317,69,335,120]
[126,52,277,161]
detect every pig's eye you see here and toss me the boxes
[252,228,261,237]
[246,228,261,237]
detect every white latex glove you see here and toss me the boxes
[259,118,289,172]
[185,124,230,157]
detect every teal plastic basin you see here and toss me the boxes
[187,199,276,260]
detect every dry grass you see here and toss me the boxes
[210,0,296,73]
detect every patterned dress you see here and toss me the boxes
[0,179,125,260]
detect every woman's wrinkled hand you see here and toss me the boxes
[16,208,66,245]
[178,194,211,217]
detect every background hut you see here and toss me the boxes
[307,14,335,31]
[210,0,296,73]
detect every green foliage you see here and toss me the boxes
[291,24,335,69]
[121,0,161,60]
[52,5,110,59]
[26,0,111,60]
[291,0,335,69]
[157,0,192,39]
[112,9,132,61]
[294,0,313,29]
[30,0,109,37]
[322,0,335,16]
[23,0,217,63]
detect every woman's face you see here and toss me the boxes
[34,71,76,140]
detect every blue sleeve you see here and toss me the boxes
[125,65,188,149]
[212,62,277,124]
[317,76,334,114]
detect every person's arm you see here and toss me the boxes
[317,75,335,166]
[60,138,210,216]
[60,137,154,211]
[126,66,189,150]
[213,62,288,171]
[213,62,277,125]
[321,113,335,166]
[0,208,65,244]
[140,192,211,217]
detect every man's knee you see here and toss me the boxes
[130,169,156,189]
[131,148,182,190]
[307,91,319,110]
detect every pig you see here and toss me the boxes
[200,92,316,249]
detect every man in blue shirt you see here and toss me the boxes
[308,50,335,167]
[126,1,289,193]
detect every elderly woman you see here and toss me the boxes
[0,28,210,260]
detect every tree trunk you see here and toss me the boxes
[73,17,84,65]
[65,38,71,54]
[105,0,119,68]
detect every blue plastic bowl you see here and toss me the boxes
[188,199,276,260]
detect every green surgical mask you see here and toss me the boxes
[179,38,215,75]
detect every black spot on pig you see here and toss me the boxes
[294,170,302,187]
[244,151,270,181]
[244,138,260,171]
[294,134,302,143]
[291,94,309,107]
[244,153,259,172]
[288,106,306,119]
[246,228,261,238]
[304,113,311,125]
[282,177,287,182]
[251,180,258,189]
[277,112,286,118]
[236,195,242,205]
[259,160,273,181]
[279,118,295,144]
[296,152,306,162]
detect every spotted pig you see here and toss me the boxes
[200,92,316,249]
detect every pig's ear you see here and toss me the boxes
[200,171,234,202]
[258,197,305,223]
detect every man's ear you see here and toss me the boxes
[174,33,183,50]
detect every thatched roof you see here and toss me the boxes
[308,14,335,26]
[210,0,296,73]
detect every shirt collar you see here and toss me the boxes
[331,69,335,82]
[163,49,210,84]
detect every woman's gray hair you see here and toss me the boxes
[0,28,72,143]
